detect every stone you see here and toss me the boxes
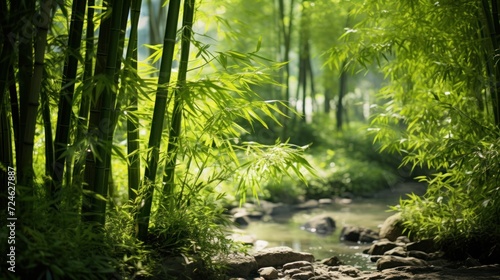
[341,226,379,243]
[295,199,319,210]
[233,212,251,227]
[340,225,361,242]
[258,266,279,279]
[405,239,437,253]
[301,214,336,234]
[379,212,406,241]
[408,250,430,260]
[384,246,408,257]
[396,236,411,243]
[338,265,361,277]
[284,268,303,275]
[291,271,315,279]
[318,198,333,205]
[376,255,429,271]
[229,233,256,245]
[222,253,258,278]
[253,246,315,268]
[359,229,380,243]
[367,239,399,255]
[259,200,292,216]
[465,257,481,267]
[283,261,313,270]
[320,256,343,266]
[310,276,331,280]
[162,255,202,279]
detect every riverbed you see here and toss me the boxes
[241,199,395,270]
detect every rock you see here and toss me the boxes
[340,226,379,243]
[320,256,343,266]
[253,246,315,268]
[229,233,256,245]
[222,253,258,278]
[376,255,429,271]
[396,235,411,243]
[318,198,333,205]
[340,225,360,242]
[283,260,314,280]
[258,266,279,279]
[360,229,379,243]
[335,197,353,205]
[291,271,315,279]
[233,212,251,227]
[384,246,407,257]
[284,268,303,275]
[379,212,406,241]
[229,207,247,215]
[259,200,292,216]
[283,261,314,271]
[367,239,399,255]
[310,276,331,280]
[162,255,202,279]
[295,199,320,210]
[254,239,269,251]
[408,250,430,260]
[338,265,361,277]
[465,257,481,267]
[405,239,437,253]
[301,214,336,234]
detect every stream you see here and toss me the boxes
[241,199,398,270]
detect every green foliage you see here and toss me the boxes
[0,194,151,280]
[393,129,500,258]
[339,0,500,260]
[148,190,236,279]
[260,121,402,202]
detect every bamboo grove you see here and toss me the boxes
[0,1,314,275]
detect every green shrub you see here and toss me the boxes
[148,190,238,279]
[395,132,500,261]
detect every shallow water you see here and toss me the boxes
[242,200,397,270]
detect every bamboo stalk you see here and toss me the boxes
[19,0,54,213]
[82,0,113,224]
[84,0,126,226]
[51,0,87,205]
[17,0,35,169]
[72,0,95,190]
[137,0,182,241]
[126,0,143,201]
[163,0,196,198]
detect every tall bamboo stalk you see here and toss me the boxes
[82,0,113,224]
[278,0,295,139]
[126,0,143,201]
[51,0,86,203]
[72,0,95,190]
[41,69,54,187]
[137,0,182,241]
[19,0,54,213]
[83,0,126,226]
[17,0,35,169]
[163,0,196,199]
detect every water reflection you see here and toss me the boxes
[242,200,394,270]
